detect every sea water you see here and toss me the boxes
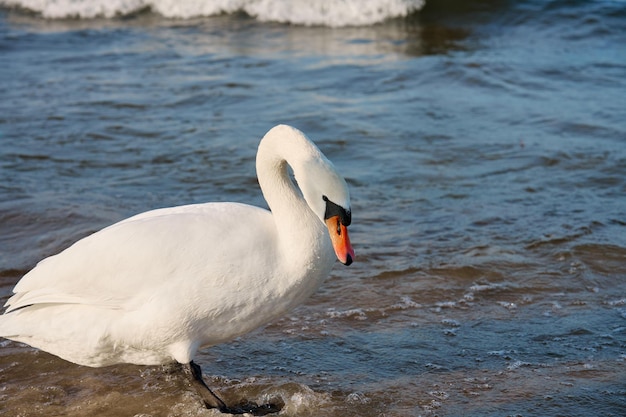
[1,0,625,416]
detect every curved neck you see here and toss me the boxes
[255,127,330,264]
[256,130,313,224]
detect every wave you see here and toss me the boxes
[0,0,425,26]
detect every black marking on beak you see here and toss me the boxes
[323,195,351,226]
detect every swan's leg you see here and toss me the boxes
[183,361,228,410]
[183,361,283,416]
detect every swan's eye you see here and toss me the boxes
[323,197,351,226]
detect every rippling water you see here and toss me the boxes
[1,1,626,416]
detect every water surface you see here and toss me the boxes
[1,1,625,416]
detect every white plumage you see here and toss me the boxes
[0,125,354,378]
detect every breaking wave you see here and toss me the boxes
[0,0,425,27]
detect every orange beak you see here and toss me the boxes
[325,215,354,266]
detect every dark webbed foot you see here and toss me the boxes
[182,361,283,415]
[220,401,284,416]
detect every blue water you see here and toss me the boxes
[1,1,625,416]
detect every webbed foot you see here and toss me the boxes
[182,361,283,415]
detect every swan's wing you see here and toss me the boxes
[5,202,274,313]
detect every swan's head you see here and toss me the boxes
[258,124,355,266]
[297,151,355,266]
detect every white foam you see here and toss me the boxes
[273,383,330,415]
[0,0,425,26]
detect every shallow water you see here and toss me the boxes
[1,1,626,416]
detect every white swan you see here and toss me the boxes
[0,124,354,415]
